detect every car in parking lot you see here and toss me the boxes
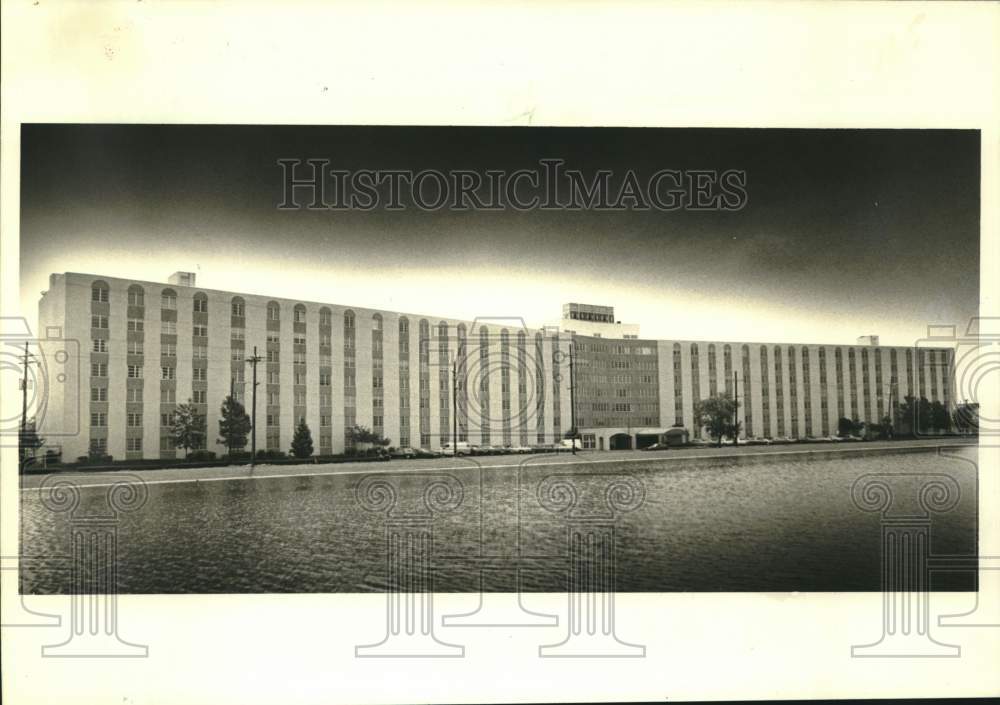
[391,446,440,459]
[641,442,669,451]
[441,442,474,456]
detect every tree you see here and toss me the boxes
[19,419,44,469]
[290,419,314,459]
[693,393,739,447]
[217,395,251,454]
[954,402,979,434]
[170,401,206,458]
[837,417,854,437]
[347,424,390,447]
[929,401,951,433]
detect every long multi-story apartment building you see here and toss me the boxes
[36,272,955,460]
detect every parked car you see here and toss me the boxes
[511,445,534,454]
[441,442,473,456]
[641,442,669,451]
[559,438,582,450]
[745,437,772,446]
[391,446,441,459]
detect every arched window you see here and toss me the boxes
[372,312,383,330]
[91,280,110,303]
[231,296,246,318]
[127,284,144,307]
[345,310,356,330]
[293,303,307,325]
[161,288,177,310]
[267,301,281,322]
[193,292,209,314]
[319,307,332,327]
[399,316,409,335]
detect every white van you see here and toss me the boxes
[441,441,473,456]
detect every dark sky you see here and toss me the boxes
[19,125,980,345]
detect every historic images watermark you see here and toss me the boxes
[0,316,80,457]
[277,159,748,212]
[849,317,1000,657]
[3,475,150,658]
[351,318,647,657]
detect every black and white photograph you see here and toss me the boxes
[1,2,998,705]
[13,124,983,596]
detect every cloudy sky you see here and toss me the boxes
[19,125,979,346]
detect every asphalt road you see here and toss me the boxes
[17,437,977,491]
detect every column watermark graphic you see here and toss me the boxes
[354,472,465,657]
[850,472,962,658]
[36,475,149,658]
[536,472,646,658]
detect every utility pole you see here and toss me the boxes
[245,346,262,467]
[19,342,40,472]
[568,340,577,455]
[452,356,459,452]
[733,371,739,446]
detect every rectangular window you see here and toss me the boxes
[232,302,245,316]
[91,315,108,329]
[319,373,331,386]
[91,362,108,377]
[160,412,175,427]
[294,392,306,406]
[92,338,108,352]
[126,318,144,332]
[161,389,176,403]
[193,325,208,337]
[293,352,306,364]
[161,294,177,309]
[231,328,245,341]
[320,334,331,347]
[192,390,207,404]
[162,321,177,335]
[127,388,143,402]
[90,412,107,427]
[126,437,143,452]
[294,309,306,324]
[128,290,144,307]
[161,367,175,380]
[90,387,107,402]
[127,365,143,379]
[127,413,142,428]
[193,298,208,313]
[92,287,109,303]
[161,343,176,357]
[267,392,279,405]
[193,345,208,359]
[294,335,306,346]
[267,351,279,363]
[128,340,144,355]
[267,371,280,384]
[294,372,306,385]
[193,368,207,381]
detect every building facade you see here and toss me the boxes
[36,273,955,460]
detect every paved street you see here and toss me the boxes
[18,437,977,491]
